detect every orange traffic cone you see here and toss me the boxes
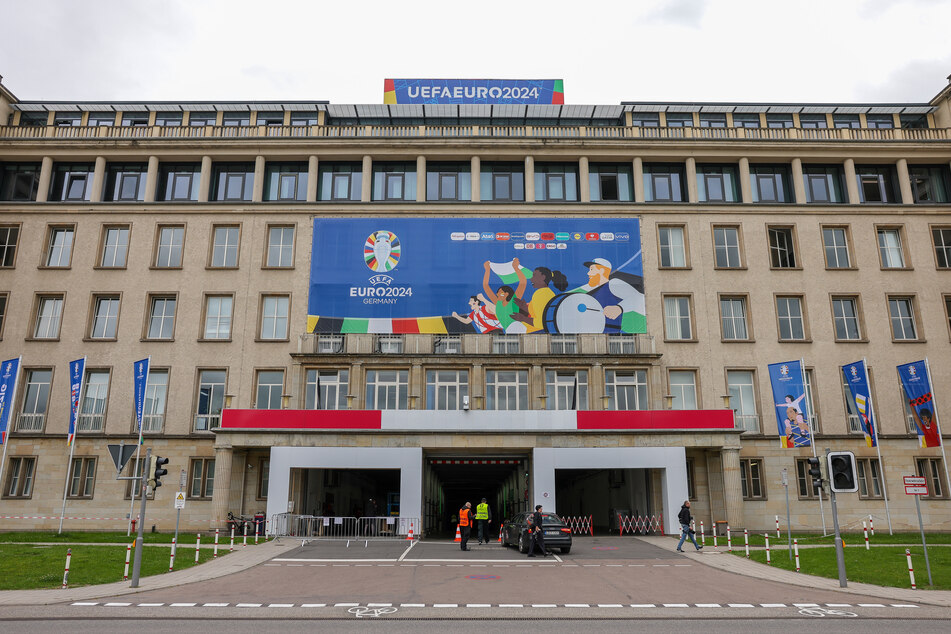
[498,525,503,544]
[454,524,461,543]
[406,523,415,540]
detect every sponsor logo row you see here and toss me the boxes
[450,231,629,242]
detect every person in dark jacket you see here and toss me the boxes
[527,504,549,557]
[676,500,702,552]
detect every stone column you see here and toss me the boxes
[524,155,535,202]
[36,156,53,202]
[306,155,318,202]
[210,444,234,528]
[144,156,159,203]
[199,155,212,202]
[632,157,644,203]
[89,156,106,203]
[720,445,743,528]
[361,155,372,202]
[685,157,698,203]
[252,155,265,202]
[791,158,806,204]
[896,158,913,204]
[844,158,859,204]
[579,156,590,202]
[738,157,751,203]
[416,156,426,202]
[471,156,481,202]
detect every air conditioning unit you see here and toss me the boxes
[462,395,470,411]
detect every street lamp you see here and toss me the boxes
[663,394,675,410]
[224,394,235,409]
[721,394,732,409]
[600,394,612,410]
[281,394,292,410]
[346,394,356,410]
[408,394,419,410]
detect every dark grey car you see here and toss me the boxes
[501,511,572,554]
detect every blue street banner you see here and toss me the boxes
[384,79,564,105]
[133,358,150,440]
[767,360,811,448]
[0,357,21,445]
[307,218,645,335]
[898,360,942,448]
[842,360,877,448]
[67,358,85,447]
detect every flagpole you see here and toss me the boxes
[864,357,892,535]
[59,434,78,534]
[801,359,827,535]
[59,357,86,535]
[127,356,150,536]
[0,356,23,502]
[924,358,951,498]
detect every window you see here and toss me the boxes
[99,226,130,268]
[822,227,852,269]
[53,113,81,126]
[158,163,200,202]
[916,458,946,498]
[45,226,74,267]
[486,369,528,410]
[666,113,694,127]
[17,369,52,432]
[264,162,307,201]
[426,370,470,410]
[767,226,797,268]
[803,165,845,203]
[888,296,918,340]
[632,113,659,127]
[365,370,409,409]
[492,334,520,354]
[833,114,860,129]
[658,225,687,268]
[78,370,109,432]
[188,112,217,127]
[933,227,951,268]
[804,370,820,434]
[257,458,269,499]
[841,373,865,434]
[195,370,226,431]
[210,225,240,268]
[33,295,64,339]
[534,164,578,202]
[49,163,94,201]
[776,296,806,341]
[740,459,766,499]
[668,370,697,410]
[589,163,633,202]
[426,162,471,201]
[698,113,726,128]
[89,295,120,339]
[766,114,793,129]
[4,457,36,498]
[900,113,928,129]
[121,112,149,127]
[713,226,742,268]
[146,295,176,340]
[0,292,6,338]
[305,369,349,410]
[644,163,685,202]
[685,459,696,500]
[376,335,403,354]
[18,112,48,127]
[315,335,344,354]
[855,165,899,203]
[480,163,525,201]
[733,113,760,128]
[188,458,216,499]
[549,335,577,354]
[254,370,284,409]
[202,295,233,340]
[798,114,828,129]
[372,162,416,201]
[266,225,295,268]
[663,295,693,340]
[795,459,819,499]
[856,458,883,499]
[103,163,147,202]
[0,225,20,267]
[720,296,750,340]
[154,225,185,268]
[728,370,758,432]
[154,112,182,127]
[751,165,791,203]
[222,112,249,126]
[865,114,894,129]
[142,369,168,433]
[435,335,462,354]
[831,296,862,341]
[0,163,40,201]
[877,227,906,268]
[318,162,363,201]
[545,370,587,410]
[123,457,154,500]
[256,111,284,126]
[260,295,289,340]
[87,113,116,127]
[697,165,738,202]
[909,166,950,203]
[946,295,951,339]
[605,369,648,410]
[212,163,254,201]
[290,112,320,126]
[67,457,97,499]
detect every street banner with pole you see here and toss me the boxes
[59,357,86,534]
[0,357,23,493]
[898,359,950,496]
[767,360,811,448]
[127,357,150,535]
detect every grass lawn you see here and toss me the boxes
[0,543,226,590]
[0,531,265,545]
[719,531,951,547]
[730,545,951,591]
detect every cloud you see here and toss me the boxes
[858,58,951,102]
[643,0,708,28]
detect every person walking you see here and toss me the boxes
[676,500,702,552]
[527,504,549,557]
[475,498,492,544]
[458,502,474,551]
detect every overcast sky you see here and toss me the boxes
[1,0,950,105]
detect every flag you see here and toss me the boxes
[0,357,22,445]
[842,360,876,448]
[133,358,150,441]
[488,260,533,285]
[67,358,86,446]
[767,360,811,448]
[898,360,941,448]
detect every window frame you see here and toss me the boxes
[0,291,7,340]
[3,456,37,499]
[30,293,66,341]
[820,225,854,270]
[86,293,122,341]
[158,163,201,202]
[887,294,922,342]
[662,294,695,342]
[855,165,899,204]
[194,368,228,432]
[0,223,21,268]
[739,458,767,500]
[263,161,308,202]
[188,457,216,500]
[915,457,947,499]
[41,224,76,269]
[766,225,799,270]
[66,456,98,499]
[774,294,809,342]
[200,293,235,342]
[144,293,178,341]
[253,368,286,409]
[212,162,255,202]
[830,294,866,342]
[750,165,792,203]
[152,224,186,269]
[605,368,650,411]
[544,369,588,411]
[856,457,884,500]
[795,458,819,499]
[140,367,170,434]
[258,293,291,341]
[426,368,471,410]
[103,163,148,202]
[667,368,699,410]
[96,224,131,269]
[643,163,686,203]
[304,368,350,410]
[77,367,111,434]
[208,224,242,269]
[49,163,94,202]
[726,368,759,433]
[264,224,296,269]
[875,225,909,270]
[16,367,54,433]
[711,224,744,269]
[803,165,846,204]
[257,458,269,500]
[657,224,689,269]
[0,164,40,201]
[485,368,529,411]
[718,294,752,342]
[931,225,951,270]
[365,369,410,410]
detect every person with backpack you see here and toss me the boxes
[676,500,702,552]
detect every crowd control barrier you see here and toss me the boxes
[617,514,665,535]
[562,515,595,536]
[271,514,419,540]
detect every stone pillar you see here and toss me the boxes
[791,158,806,204]
[738,157,751,203]
[361,155,372,202]
[307,155,318,202]
[144,156,159,203]
[720,446,743,528]
[579,156,590,202]
[89,156,106,203]
[210,444,234,528]
[416,156,426,202]
[36,156,53,202]
[524,155,535,202]
[471,156,481,202]
[844,158,859,204]
[896,158,913,204]
[252,155,265,202]
[199,155,213,202]
[685,157,698,203]
[632,157,644,203]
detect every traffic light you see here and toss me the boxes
[827,451,858,493]
[807,456,823,492]
[148,455,169,489]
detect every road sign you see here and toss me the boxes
[174,492,186,509]
[107,443,138,472]
[904,475,928,495]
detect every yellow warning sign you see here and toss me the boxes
[175,492,186,509]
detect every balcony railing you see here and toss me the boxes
[847,414,865,434]
[76,413,104,432]
[607,334,655,355]
[139,414,164,433]
[15,413,45,432]
[734,414,760,433]
[298,332,656,355]
[194,414,221,431]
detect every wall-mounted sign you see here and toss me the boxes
[384,79,564,105]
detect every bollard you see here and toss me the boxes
[214,528,219,558]
[230,526,235,553]
[255,524,259,545]
[869,514,874,537]
[266,519,270,540]
[62,548,72,589]
[744,529,750,559]
[863,521,870,550]
[123,543,132,581]
[713,528,718,550]
[775,515,780,539]
[794,538,800,572]
[243,524,248,547]
[765,534,771,565]
[906,549,916,590]
[169,537,177,571]
[700,521,705,547]
[726,525,732,552]
[195,533,201,564]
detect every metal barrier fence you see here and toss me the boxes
[271,514,420,539]
[562,515,594,536]
[617,514,665,535]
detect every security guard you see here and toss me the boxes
[458,502,473,551]
[475,497,492,544]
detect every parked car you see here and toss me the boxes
[501,511,572,554]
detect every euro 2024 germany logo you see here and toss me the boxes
[364,230,400,273]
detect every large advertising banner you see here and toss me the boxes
[767,360,811,448]
[384,79,564,105]
[842,360,877,448]
[308,218,644,335]
[898,360,942,448]
[67,357,85,447]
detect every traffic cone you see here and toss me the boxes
[406,523,414,540]
[454,524,461,543]
[498,525,503,544]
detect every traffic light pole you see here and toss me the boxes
[130,447,150,588]
[826,448,847,587]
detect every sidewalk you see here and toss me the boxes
[0,537,299,606]
[636,535,951,608]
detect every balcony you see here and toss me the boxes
[140,414,164,433]
[15,413,45,432]
[76,413,104,432]
[194,413,221,431]
[734,414,760,433]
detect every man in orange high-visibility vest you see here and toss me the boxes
[458,502,474,551]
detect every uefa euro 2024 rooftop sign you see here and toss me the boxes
[384,79,564,105]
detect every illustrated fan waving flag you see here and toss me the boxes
[898,360,942,448]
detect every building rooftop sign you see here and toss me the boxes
[384,79,564,105]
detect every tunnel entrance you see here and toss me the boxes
[424,455,529,538]
[555,468,655,533]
